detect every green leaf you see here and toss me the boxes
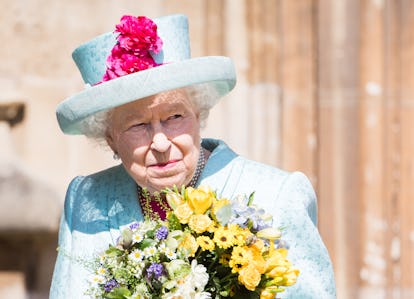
[105,245,124,257]
[247,192,255,206]
[166,213,182,231]
[104,287,131,299]
[140,238,157,248]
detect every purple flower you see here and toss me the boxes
[128,222,140,230]
[146,263,164,280]
[230,201,269,231]
[155,226,168,240]
[104,279,119,292]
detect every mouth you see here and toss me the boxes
[150,159,180,169]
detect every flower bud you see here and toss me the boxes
[186,186,214,214]
[257,228,281,241]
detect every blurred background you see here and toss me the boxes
[0,0,413,298]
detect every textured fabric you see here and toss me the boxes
[50,139,336,298]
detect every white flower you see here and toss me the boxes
[189,260,209,291]
[140,220,157,232]
[166,259,191,280]
[132,232,144,243]
[164,248,177,260]
[165,260,210,299]
[165,230,183,250]
[164,287,211,299]
[143,246,157,257]
[194,292,212,299]
[132,282,151,298]
[127,260,144,278]
[158,242,167,253]
[89,274,105,285]
[129,249,144,262]
[96,266,107,275]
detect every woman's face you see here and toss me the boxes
[106,89,201,194]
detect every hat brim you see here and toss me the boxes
[56,56,236,134]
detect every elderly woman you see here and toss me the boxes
[50,14,336,298]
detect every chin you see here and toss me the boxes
[149,176,189,192]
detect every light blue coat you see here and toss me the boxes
[50,139,336,298]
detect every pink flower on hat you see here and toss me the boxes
[102,16,163,82]
[116,16,163,54]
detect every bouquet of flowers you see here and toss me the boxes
[86,186,299,299]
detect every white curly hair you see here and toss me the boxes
[79,83,220,146]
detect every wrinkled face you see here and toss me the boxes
[106,89,201,194]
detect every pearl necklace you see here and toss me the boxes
[138,147,206,220]
[188,147,205,188]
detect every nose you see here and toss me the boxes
[150,132,171,152]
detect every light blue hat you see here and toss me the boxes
[56,14,236,134]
